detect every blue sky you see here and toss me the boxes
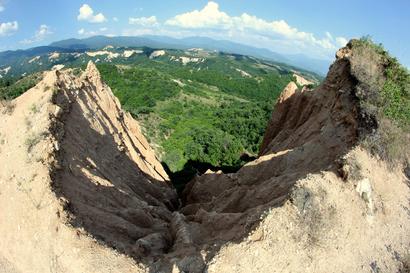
[0,0,409,66]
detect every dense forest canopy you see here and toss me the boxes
[97,56,294,173]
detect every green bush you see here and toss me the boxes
[214,101,272,154]
[352,37,410,163]
[163,125,243,172]
[352,37,410,126]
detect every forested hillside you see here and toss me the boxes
[95,51,303,174]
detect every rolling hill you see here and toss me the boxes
[0,35,331,75]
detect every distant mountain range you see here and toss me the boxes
[1,35,331,75]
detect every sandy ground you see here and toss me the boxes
[207,148,410,273]
[0,255,20,273]
[0,64,165,273]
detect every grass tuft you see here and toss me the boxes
[25,132,45,153]
[0,100,15,115]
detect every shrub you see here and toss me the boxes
[30,103,40,114]
[162,125,243,172]
[362,119,409,165]
[25,132,44,153]
[351,37,410,164]
[352,37,410,125]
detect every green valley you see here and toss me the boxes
[0,45,320,186]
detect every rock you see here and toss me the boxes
[356,178,374,215]
[175,255,206,273]
[278,81,298,103]
[53,105,63,118]
[337,164,350,181]
[249,228,264,242]
[336,46,352,59]
[293,74,314,86]
[133,233,169,256]
[149,50,166,59]
[171,212,193,246]
[291,187,313,214]
[404,164,410,180]
[120,208,154,228]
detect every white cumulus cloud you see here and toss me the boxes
[0,21,18,36]
[78,28,97,36]
[325,32,333,40]
[78,28,86,35]
[78,27,108,37]
[166,2,229,29]
[20,24,52,44]
[77,4,106,23]
[35,24,52,40]
[129,16,159,27]
[165,1,348,58]
[336,37,348,47]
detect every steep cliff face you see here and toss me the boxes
[182,41,363,237]
[52,62,180,259]
[180,41,410,272]
[0,62,178,273]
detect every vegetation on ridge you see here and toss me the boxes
[351,37,410,164]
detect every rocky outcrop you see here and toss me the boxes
[179,41,410,272]
[182,41,362,239]
[51,62,179,259]
[293,73,314,86]
[0,62,178,272]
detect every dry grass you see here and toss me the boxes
[290,186,335,246]
[24,116,32,129]
[30,103,40,114]
[399,254,410,273]
[25,132,45,153]
[0,100,15,115]
[0,133,3,154]
[337,152,365,181]
[361,118,410,167]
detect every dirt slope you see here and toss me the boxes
[0,62,177,273]
[0,42,409,273]
[180,41,410,272]
[207,148,410,273]
[181,39,363,243]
